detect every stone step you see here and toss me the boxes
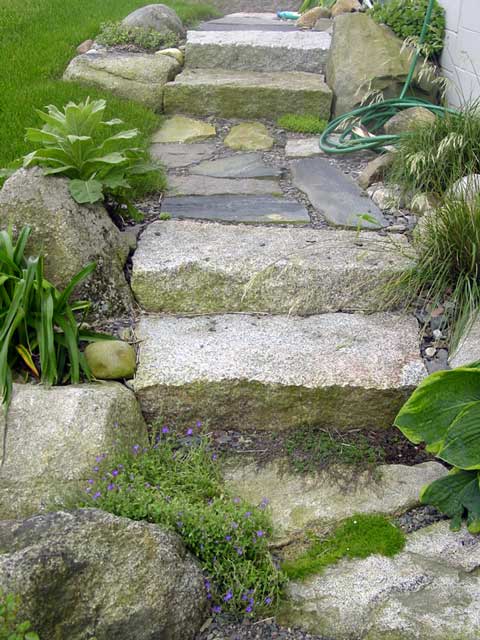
[163,69,333,121]
[198,12,299,32]
[132,313,426,430]
[167,175,281,196]
[160,195,310,224]
[185,29,331,74]
[131,220,410,314]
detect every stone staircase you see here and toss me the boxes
[164,13,333,119]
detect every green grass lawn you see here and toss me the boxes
[0,0,218,169]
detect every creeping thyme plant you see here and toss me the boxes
[79,424,284,616]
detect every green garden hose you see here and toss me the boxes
[319,0,456,154]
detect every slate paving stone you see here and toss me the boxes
[152,115,216,143]
[291,157,388,229]
[167,175,280,196]
[150,142,216,168]
[285,138,324,158]
[191,153,282,179]
[161,195,310,223]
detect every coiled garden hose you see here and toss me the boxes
[319,0,457,154]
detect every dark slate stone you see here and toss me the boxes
[150,142,216,168]
[291,157,388,229]
[161,195,310,224]
[191,153,282,179]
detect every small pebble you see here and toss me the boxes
[432,329,443,340]
[425,346,436,357]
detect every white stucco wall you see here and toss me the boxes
[439,0,480,107]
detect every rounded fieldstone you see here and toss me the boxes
[152,116,216,143]
[85,340,136,379]
[384,106,436,135]
[121,4,185,37]
[224,122,274,151]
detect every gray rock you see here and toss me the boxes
[448,173,480,205]
[131,220,411,313]
[85,340,136,380]
[164,69,333,121]
[285,138,324,158]
[199,13,298,32]
[0,168,132,315]
[224,459,447,535]
[161,195,310,223]
[0,509,207,640]
[384,106,436,135]
[191,153,281,179]
[64,50,180,109]
[357,153,394,190]
[224,121,274,151]
[326,13,438,117]
[331,0,361,16]
[279,521,480,640]
[132,313,426,428]
[167,175,280,196]
[122,3,185,37]
[370,184,404,211]
[449,316,480,367]
[0,383,147,518]
[313,18,333,31]
[152,115,216,143]
[185,29,331,74]
[297,6,331,28]
[291,158,387,229]
[150,142,216,168]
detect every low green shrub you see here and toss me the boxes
[369,0,445,58]
[96,21,178,51]
[17,98,161,219]
[387,103,480,197]
[0,226,108,407]
[79,427,284,616]
[0,591,39,640]
[384,196,480,350]
[395,366,480,533]
[282,514,406,580]
[277,114,328,134]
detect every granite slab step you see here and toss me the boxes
[185,29,331,73]
[167,175,280,196]
[161,195,310,223]
[131,220,411,314]
[291,157,388,229]
[150,142,216,168]
[190,153,281,179]
[132,313,426,429]
[163,69,333,121]
[198,13,298,31]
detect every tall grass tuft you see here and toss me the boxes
[385,196,480,351]
[387,101,480,197]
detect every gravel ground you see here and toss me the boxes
[196,616,333,640]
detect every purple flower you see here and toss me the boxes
[234,546,243,556]
[93,466,99,473]
[111,469,119,477]
[196,421,202,428]
[162,426,169,434]
[107,483,115,491]
[212,605,222,614]
[223,591,233,602]
[231,521,239,529]
[260,498,269,509]
[244,511,252,518]
[241,594,248,601]
[265,597,272,605]
[186,428,193,436]
[246,605,253,613]
[132,444,140,454]
[87,479,94,485]
[92,491,101,500]
[85,487,91,493]
[256,530,264,537]
[225,535,232,542]
[212,453,218,461]
[233,497,241,504]
[204,580,211,591]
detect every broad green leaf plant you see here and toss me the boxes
[21,98,157,218]
[395,365,480,533]
[0,226,107,408]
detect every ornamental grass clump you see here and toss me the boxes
[0,225,108,407]
[80,426,284,616]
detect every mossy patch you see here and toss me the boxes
[277,114,328,134]
[282,514,406,580]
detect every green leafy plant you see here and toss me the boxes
[395,365,480,533]
[369,0,445,58]
[96,21,179,51]
[282,514,405,580]
[0,226,107,407]
[21,98,159,218]
[277,114,328,134]
[0,591,39,640]
[385,195,480,350]
[79,427,284,615]
[387,103,480,197]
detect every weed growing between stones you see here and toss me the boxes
[79,426,284,616]
[277,114,328,135]
[282,515,406,580]
[97,22,179,51]
[0,591,39,640]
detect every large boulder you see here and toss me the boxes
[0,509,207,640]
[122,4,185,38]
[0,382,147,518]
[326,13,438,117]
[384,106,436,135]
[279,521,480,639]
[64,50,181,110]
[0,167,133,315]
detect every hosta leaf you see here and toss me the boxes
[69,179,103,204]
[395,368,480,451]
[439,401,480,469]
[420,469,476,529]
